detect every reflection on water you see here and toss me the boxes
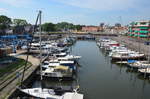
[70,41,150,99]
[21,41,150,99]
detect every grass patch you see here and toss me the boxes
[0,58,28,77]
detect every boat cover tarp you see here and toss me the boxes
[54,65,69,70]
[127,60,137,63]
[0,35,17,39]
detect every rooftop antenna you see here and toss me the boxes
[119,16,123,26]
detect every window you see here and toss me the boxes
[140,22,146,25]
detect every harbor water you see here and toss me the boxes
[33,40,150,99]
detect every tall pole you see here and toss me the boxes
[20,10,40,87]
[138,31,140,53]
[39,10,43,80]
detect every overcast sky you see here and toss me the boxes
[0,0,150,25]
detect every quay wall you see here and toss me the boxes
[34,32,118,38]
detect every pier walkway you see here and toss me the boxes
[0,51,40,99]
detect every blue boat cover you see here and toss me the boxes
[127,60,137,63]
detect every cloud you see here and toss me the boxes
[0,8,8,14]
[0,0,32,7]
[53,0,140,11]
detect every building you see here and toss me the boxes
[128,21,150,38]
[115,23,121,27]
[82,26,103,32]
[0,47,13,57]
[13,25,34,35]
[100,23,104,27]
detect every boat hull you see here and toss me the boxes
[111,56,145,62]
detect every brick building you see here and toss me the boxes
[82,26,103,32]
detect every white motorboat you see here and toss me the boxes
[54,53,67,57]
[49,59,75,66]
[54,52,81,60]
[138,68,150,75]
[127,61,150,69]
[64,55,81,60]
[111,51,145,61]
[108,47,129,57]
[41,65,73,78]
[98,39,119,49]
[42,61,60,68]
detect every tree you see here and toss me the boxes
[13,19,28,26]
[75,25,82,31]
[41,21,84,32]
[12,19,28,34]
[0,15,11,30]
[56,22,76,31]
[42,22,56,32]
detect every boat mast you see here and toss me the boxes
[20,11,41,87]
[39,10,43,80]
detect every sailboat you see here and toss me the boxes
[19,87,83,99]
[18,10,83,99]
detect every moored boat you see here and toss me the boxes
[138,68,150,75]
[110,51,145,61]
[127,60,150,69]
[41,65,73,80]
[19,87,83,99]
